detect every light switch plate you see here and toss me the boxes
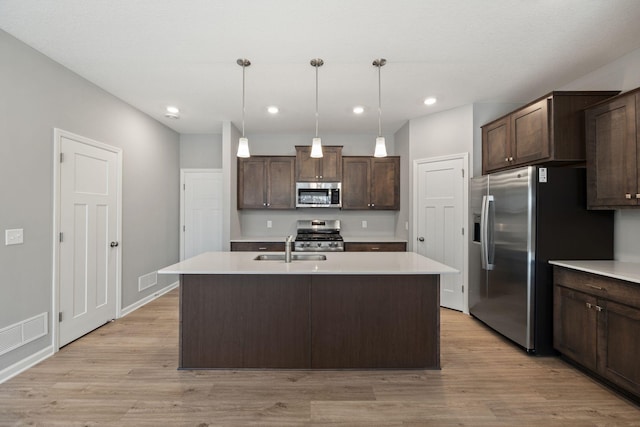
[362,220,367,228]
[5,228,24,245]
[267,220,272,228]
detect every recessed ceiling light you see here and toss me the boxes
[267,106,279,114]
[353,106,365,114]
[165,106,180,119]
[424,97,437,106]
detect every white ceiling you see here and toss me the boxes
[2,0,640,135]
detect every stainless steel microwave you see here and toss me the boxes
[296,182,342,208]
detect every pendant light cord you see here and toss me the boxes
[241,62,246,138]
[378,61,382,137]
[315,63,319,138]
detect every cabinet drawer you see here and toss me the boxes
[345,242,406,252]
[554,267,640,308]
[231,242,285,252]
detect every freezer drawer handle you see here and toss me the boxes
[586,284,603,291]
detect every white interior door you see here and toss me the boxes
[58,133,120,347]
[416,156,466,311]
[181,169,223,260]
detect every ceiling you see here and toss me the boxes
[2,0,640,135]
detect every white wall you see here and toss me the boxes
[0,29,180,373]
[559,47,640,262]
[180,134,222,169]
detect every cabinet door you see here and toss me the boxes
[482,116,511,173]
[267,157,295,209]
[511,98,550,166]
[295,146,320,181]
[586,93,638,208]
[237,158,266,209]
[370,157,400,210]
[553,285,598,371]
[342,157,371,209]
[597,299,640,396]
[319,146,342,181]
[296,146,342,181]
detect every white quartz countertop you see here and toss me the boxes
[549,260,640,284]
[230,237,407,243]
[159,251,457,275]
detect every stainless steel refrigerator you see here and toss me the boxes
[469,166,613,355]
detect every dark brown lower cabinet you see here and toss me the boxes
[179,273,440,369]
[344,242,407,252]
[553,266,640,400]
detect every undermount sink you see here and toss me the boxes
[253,254,327,261]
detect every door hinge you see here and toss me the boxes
[183,183,185,190]
[462,285,464,293]
[462,169,464,178]
[58,312,63,322]
[60,153,64,163]
[183,225,186,232]
[462,227,464,235]
[59,232,64,242]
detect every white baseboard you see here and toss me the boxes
[0,345,54,384]
[119,281,179,318]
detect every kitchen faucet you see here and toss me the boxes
[285,235,294,263]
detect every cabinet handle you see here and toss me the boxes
[371,203,375,207]
[263,202,267,206]
[371,247,380,250]
[595,305,604,312]
[636,194,640,199]
[586,284,603,291]
[319,175,323,179]
[586,302,593,309]
[505,158,509,162]
[267,203,271,207]
[626,193,632,199]
[258,247,267,250]
[509,157,514,162]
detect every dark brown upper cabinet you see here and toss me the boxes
[295,145,342,182]
[342,156,400,210]
[237,156,295,209]
[482,91,619,175]
[585,89,640,209]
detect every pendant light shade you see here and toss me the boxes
[236,58,251,158]
[310,58,324,158]
[373,58,387,158]
[374,136,387,158]
[237,137,250,158]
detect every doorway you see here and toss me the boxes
[53,129,122,348]
[180,169,223,260]
[414,153,468,312]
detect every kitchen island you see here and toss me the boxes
[159,251,456,370]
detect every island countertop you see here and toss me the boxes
[158,251,457,275]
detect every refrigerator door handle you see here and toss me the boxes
[481,195,495,270]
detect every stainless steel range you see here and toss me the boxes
[294,219,344,252]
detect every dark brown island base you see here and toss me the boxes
[159,251,457,370]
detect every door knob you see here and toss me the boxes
[418,237,425,242]
[110,241,119,248]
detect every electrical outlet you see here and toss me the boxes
[267,220,272,228]
[362,220,367,228]
[5,228,24,245]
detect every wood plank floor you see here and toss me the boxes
[1,288,639,426]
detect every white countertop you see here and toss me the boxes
[159,251,457,275]
[549,260,640,284]
[230,237,407,243]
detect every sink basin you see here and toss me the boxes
[253,254,327,261]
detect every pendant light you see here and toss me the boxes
[373,58,387,158]
[310,58,324,158]
[236,58,251,158]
